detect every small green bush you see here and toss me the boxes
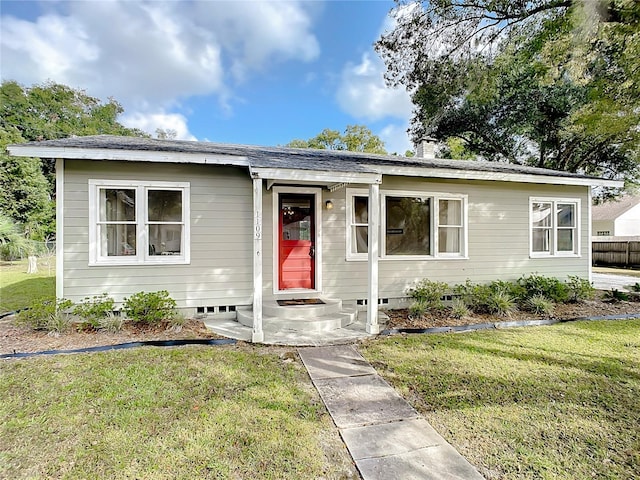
[409,300,428,318]
[517,274,569,303]
[73,293,115,329]
[98,312,124,333]
[604,289,630,302]
[450,298,471,319]
[631,282,640,293]
[123,290,178,325]
[453,280,490,313]
[526,294,555,316]
[406,279,449,311]
[486,290,517,317]
[15,297,74,333]
[565,276,595,302]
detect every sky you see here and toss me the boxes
[0,0,414,154]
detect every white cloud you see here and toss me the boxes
[336,52,413,121]
[120,112,196,141]
[0,0,320,138]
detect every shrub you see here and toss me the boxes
[123,290,178,325]
[604,289,630,302]
[565,276,595,302]
[526,294,555,316]
[453,280,491,313]
[73,293,115,329]
[517,274,569,303]
[15,297,74,333]
[450,298,470,319]
[98,312,124,333]
[631,282,640,293]
[486,290,517,317]
[406,279,449,311]
[409,300,428,318]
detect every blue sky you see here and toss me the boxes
[0,0,414,153]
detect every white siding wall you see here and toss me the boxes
[63,160,253,308]
[279,176,590,302]
[615,204,640,236]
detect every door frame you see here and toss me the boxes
[272,186,323,295]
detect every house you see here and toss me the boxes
[7,135,622,342]
[592,195,640,237]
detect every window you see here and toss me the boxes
[346,189,467,259]
[89,180,190,265]
[530,198,580,256]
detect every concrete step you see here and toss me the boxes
[237,305,358,332]
[263,298,343,319]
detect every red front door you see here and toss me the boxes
[279,194,315,290]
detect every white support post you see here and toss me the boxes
[367,183,380,334]
[587,186,593,284]
[252,178,264,342]
[56,158,64,300]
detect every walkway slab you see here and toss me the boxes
[299,345,485,480]
[314,374,419,428]
[298,344,377,380]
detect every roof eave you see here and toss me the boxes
[6,144,249,167]
[375,165,624,188]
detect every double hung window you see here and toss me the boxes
[89,180,190,265]
[530,198,579,256]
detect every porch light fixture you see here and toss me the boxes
[325,200,334,210]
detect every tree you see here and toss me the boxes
[286,125,387,154]
[376,0,639,187]
[0,81,146,241]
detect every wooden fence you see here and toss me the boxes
[592,240,640,267]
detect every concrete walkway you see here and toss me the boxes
[592,272,639,291]
[298,345,484,480]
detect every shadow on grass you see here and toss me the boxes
[0,277,55,312]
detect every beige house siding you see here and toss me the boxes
[63,160,254,308]
[64,161,590,309]
[283,176,590,303]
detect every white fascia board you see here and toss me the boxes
[250,167,382,185]
[375,165,624,188]
[6,145,249,167]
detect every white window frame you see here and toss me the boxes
[346,188,468,261]
[89,179,190,266]
[529,197,581,258]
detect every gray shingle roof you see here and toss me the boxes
[592,195,640,220]
[8,134,609,181]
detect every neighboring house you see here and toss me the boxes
[8,136,621,341]
[592,195,640,237]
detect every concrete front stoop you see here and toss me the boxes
[202,298,389,346]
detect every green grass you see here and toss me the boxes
[0,346,354,479]
[360,320,640,480]
[0,259,55,312]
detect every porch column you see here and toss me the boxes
[367,182,380,334]
[252,178,264,342]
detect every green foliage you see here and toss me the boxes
[517,274,569,303]
[1,80,147,241]
[409,300,428,318]
[525,294,556,316]
[486,290,517,317]
[566,275,596,302]
[604,289,630,302]
[450,297,471,319]
[98,312,125,333]
[286,124,387,154]
[376,0,640,190]
[15,297,74,333]
[631,282,640,293]
[123,290,178,325]
[72,294,116,330]
[406,279,449,311]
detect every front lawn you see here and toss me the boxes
[360,319,640,480]
[0,346,356,479]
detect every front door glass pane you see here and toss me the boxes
[281,196,312,241]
